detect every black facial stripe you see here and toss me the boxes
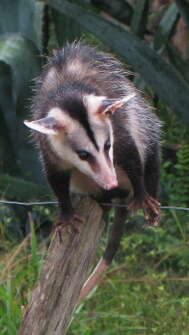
[55,85,99,151]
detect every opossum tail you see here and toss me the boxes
[78,206,128,302]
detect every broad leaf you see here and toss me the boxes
[0,34,42,182]
[0,62,19,174]
[175,0,189,28]
[167,45,189,84]
[52,10,83,46]
[91,0,133,24]
[34,1,45,51]
[45,0,189,122]
[0,0,44,50]
[0,64,18,175]
[131,0,149,37]
[153,2,179,51]
[0,174,51,201]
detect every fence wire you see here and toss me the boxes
[0,200,189,212]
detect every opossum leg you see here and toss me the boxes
[115,131,146,213]
[144,144,160,199]
[128,193,160,226]
[116,136,160,226]
[45,164,83,233]
[79,206,128,302]
[144,146,161,226]
[143,196,160,226]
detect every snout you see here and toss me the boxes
[104,177,118,190]
[93,158,118,191]
[98,174,118,190]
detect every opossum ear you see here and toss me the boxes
[24,117,63,135]
[100,93,136,116]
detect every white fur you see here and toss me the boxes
[127,109,146,163]
[47,104,117,190]
[42,68,58,91]
[24,120,58,135]
[84,94,106,116]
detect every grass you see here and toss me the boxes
[1,104,189,334]
[0,208,189,335]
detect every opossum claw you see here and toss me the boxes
[128,194,161,226]
[143,196,161,226]
[54,214,84,239]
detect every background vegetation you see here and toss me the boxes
[0,0,189,334]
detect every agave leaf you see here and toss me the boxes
[91,0,133,24]
[167,45,189,84]
[0,34,40,100]
[153,2,179,51]
[52,9,83,46]
[45,0,189,122]
[0,0,42,48]
[0,64,18,174]
[175,0,189,28]
[0,174,51,201]
[34,1,45,51]
[0,62,16,142]
[0,62,19,174]
[131,0,149,37]
[0,34,42,182]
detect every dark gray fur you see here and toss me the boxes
[29,42,161,264]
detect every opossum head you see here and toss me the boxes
[24,93,134,190]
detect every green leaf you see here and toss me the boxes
[0,62,19,174]
[0,0,41,48]
[91,0,133,24]
[167,45,189,84]
[0,34,42,182]
[52,9,83,46]
[0,34,40,101]
[45,0,189,123]
[0,174,51,201]
[153,2,179,51]
[131,0,148,37]
[175,0,189,28]
[34,1,45,51]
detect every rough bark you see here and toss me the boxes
[19,195,103,335]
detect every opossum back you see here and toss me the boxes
[38,43,132,97]
[31,43,161,156]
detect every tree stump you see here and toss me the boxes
[19,196,103,335]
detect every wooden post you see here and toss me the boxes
[19,196,103,335]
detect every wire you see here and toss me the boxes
[0,200,189,212]
[0,200,58,206]
[160,206,189,212]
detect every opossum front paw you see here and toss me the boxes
[128,195,161,226]
[143,195,161,226]
[54,214,83,238]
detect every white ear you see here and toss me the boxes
[24,117,62,135]
[101,93,136,115]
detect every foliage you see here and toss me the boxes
[0,206,189,335]
[0,0,189,334]
[0,218,47,335]
[0,0,189,189]
[162,143,189,207]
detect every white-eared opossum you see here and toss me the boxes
[24,42,161,298]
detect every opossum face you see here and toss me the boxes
[63,116,117,190]
[24,94,133,190]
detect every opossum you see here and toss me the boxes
[24,42,161,298]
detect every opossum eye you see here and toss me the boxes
[104,139,111,152]
[76,150,92,161]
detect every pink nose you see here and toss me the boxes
[105,179,118,190]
